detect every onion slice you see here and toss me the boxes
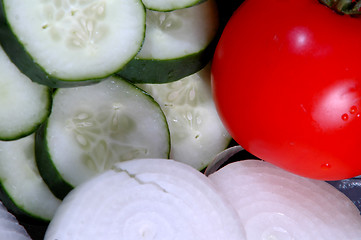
[208,160,361,240]
[44,158,246,240]
[0,202,31,240]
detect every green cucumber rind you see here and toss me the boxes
[0,2,102,88]
[0,87,53,141]
[119,79,172,159]
[35,122,74,200]
[143,0,206,11]
[0,1,145,88]
[0,182,50,225]
[134,86,172,159]
[35,79,171,198]
[0,134,55,223]
[116,38,217,84]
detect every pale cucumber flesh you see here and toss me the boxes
[39,76,170,189]
[137,65,231,170]
[138,0,218,60]
[117,0,219,84]
[142,0,206,11]
[0,134,61,222]
[1,0,145,81]
[0,46,51,140]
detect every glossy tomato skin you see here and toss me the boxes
[212,0,361,180]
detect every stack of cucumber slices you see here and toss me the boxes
[0,0,219,87]
[0,0,231,237]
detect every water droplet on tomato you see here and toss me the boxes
[341,113,349,121]
[321,163,332,169]
[350,106,358,114]
[357,113,361,118]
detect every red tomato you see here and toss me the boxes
[212,0,361,180]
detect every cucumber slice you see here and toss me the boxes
[142,0,206,11]
[0,46,51,141]
[117,0,219,84]
[0,0,145,87]
[0,134,61,222]
[137,64,231,170]
[36,76,170,199]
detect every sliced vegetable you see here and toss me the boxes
[35,76,170,199]
[209,160,361,240]
[0,201,31,240]
[0,0,145,87]
[0,134,61,222]
[117,0,219,84]
[44,158,246,240]
[0,46,51,141]
[142,0,205,11]
[138,65,231,170]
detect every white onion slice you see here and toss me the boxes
[0,202,31,240]
[208,160,361,240]
[44,158,246,240]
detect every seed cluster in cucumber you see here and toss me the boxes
[0,0,232,239]
[137,64,231,170]
[117,0,219,84]
[0,0,146,87]
[36,76,171,199]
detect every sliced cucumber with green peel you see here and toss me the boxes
[36,76,170,199]
[137,64,231,170]
[0,0,145,87]
[142,0,206,11]
[0,134,61,222]
[0,46,51,141]
[117,0,219,84]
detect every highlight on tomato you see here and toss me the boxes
[211,0,361,180]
